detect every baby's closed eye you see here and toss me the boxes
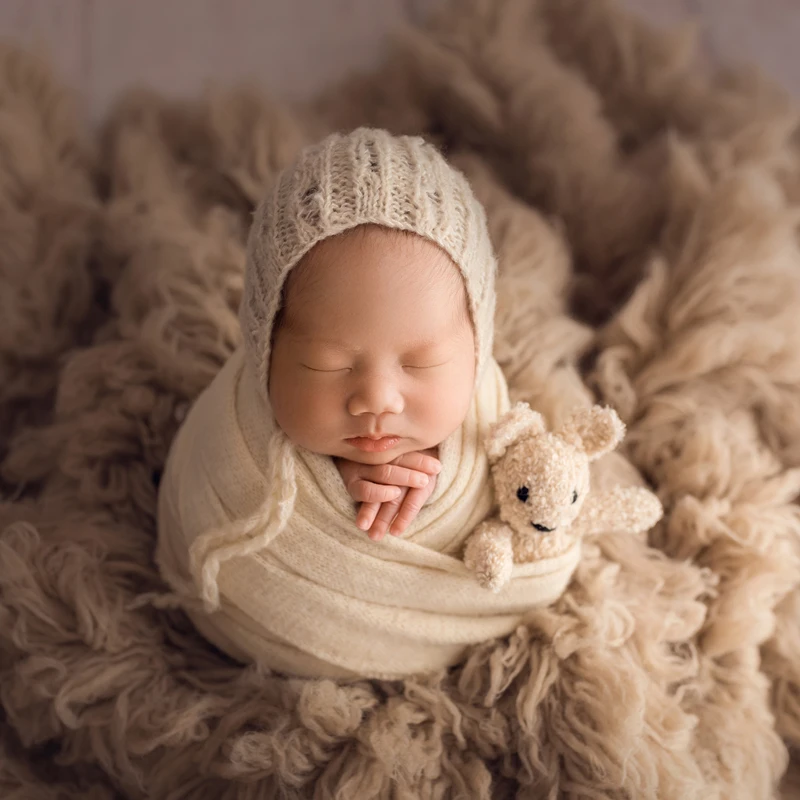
[301,358,451,372]
[303,364,351,373]
[403,361,449,370]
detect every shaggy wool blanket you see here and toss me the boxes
[2,0,800,797]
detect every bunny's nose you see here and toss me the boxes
[532,522,556,533]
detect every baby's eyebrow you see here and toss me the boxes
[402,339,447,355]
[290,334,453,356]
[291,334,361,351]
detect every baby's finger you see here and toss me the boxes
[361,463,432,489]
[389,486,427,536]
[368,498,402,541]
[347,479,403,504]
[391,451,442,475]
[356,502,380,531]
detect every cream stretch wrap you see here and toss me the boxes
[157,347,581,680]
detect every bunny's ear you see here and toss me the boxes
[558,405,625,461]
[486,402,547,463]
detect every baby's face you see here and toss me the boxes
[269,226,476,464]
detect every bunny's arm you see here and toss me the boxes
[464,519,514,592]
[572,486,663,537]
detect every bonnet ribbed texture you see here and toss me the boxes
[190,128,498,610]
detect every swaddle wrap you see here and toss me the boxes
[156,128,581,679]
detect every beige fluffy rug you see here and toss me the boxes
[2,0,800,797]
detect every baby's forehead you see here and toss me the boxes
[276,226,471,340]
[284,225,466,301]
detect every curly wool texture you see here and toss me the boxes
[2,0,800,797]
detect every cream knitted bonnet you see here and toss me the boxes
[190,127,499,609]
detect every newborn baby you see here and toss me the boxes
[270,223,474,540]
[156,128,579,679]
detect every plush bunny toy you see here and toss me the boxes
[464,403,663,592]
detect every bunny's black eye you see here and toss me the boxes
[572,490,578,504]
[517,486,529,503]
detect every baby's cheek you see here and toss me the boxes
[292,376,339,414]
[272,383,346,454]
[271,370,323,429]
[427,368,473,427]
[306,387,346,428]
[416,387,468,442]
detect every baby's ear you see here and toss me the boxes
[486,402,546,464]
[558,406,625,461]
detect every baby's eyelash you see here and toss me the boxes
[303,365,351,373]
[302,362,448,373]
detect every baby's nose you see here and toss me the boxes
[347,376,404,417]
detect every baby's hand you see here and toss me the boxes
[335,449,441,541]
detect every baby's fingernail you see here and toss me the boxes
[413,475,428,488]
[432,462,442,474]
[390,487,402,498]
